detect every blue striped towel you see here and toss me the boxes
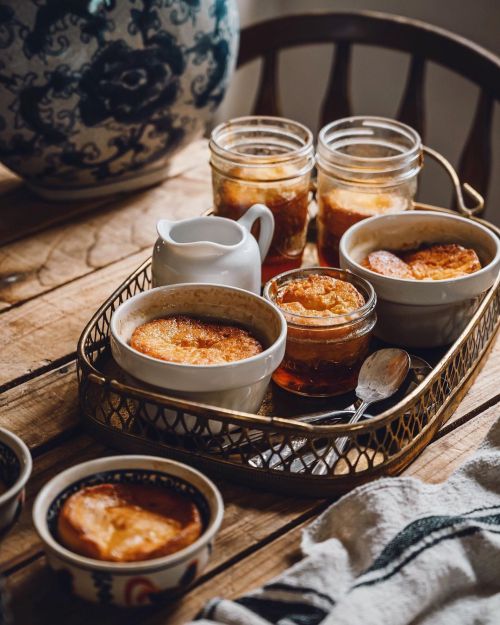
[193,415,500,625]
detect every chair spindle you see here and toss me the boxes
[319,42,352,127]
[457,90,494,201]
[252,49,282,117]
[397,55,426,140]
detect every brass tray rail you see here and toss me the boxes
[77,213,500,497]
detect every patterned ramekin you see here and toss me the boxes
[32,456,223,607]
[0,428,32,535]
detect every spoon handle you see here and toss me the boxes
[311,400,371,475]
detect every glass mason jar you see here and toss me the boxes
[264,267,376,397]
[209,116,315,282]
[316,116,423,267]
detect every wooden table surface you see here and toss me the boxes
[1,139,499,625]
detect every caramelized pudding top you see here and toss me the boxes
[362,243,481,280]
[130,315,263,365]
[322,188,408,216]
[276,274,365,318]
[57,483,202,562]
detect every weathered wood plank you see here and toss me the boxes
[0,362,78,451]
[1,434,324,577]
[0,150,211,311]
[0,139,209,248]
[405,401,498,482]
[0,249,150,389]
[439,332,500,434]
[0,436,105,573]
[7,401,497,625]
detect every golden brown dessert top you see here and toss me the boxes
[362,243,481,280]
[130,315,263,365]
[57,483,202,562]
[322,188,408,217]
[402,244,482,280]
[361,250,414,279]
[276,274,365,317]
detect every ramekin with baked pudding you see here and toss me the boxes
[110,284,286,426]
[340,211,500,347]
[264,268,376,396]
[33,456,223,606]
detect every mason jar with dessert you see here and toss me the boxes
[264,267,376,396]
[209,116,314,282]
[316,116,423,267]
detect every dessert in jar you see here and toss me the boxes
[209,116,314,282]
[264,268,376,396]
[316,116,423,267]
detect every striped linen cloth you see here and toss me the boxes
[193,415,500,625]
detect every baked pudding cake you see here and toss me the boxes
[57,483,202,562]
[266,271,376,396]
[130,315,263,365]
[362,243,481,280]
[276,274,365,317]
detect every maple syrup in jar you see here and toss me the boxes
[316,117,422,267]
[264,268,376,397]
[210,116,314,282]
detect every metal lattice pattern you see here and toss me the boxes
[77,254,500,497]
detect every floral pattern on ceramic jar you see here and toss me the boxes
[209,116,315,282]
[316,116,423,267]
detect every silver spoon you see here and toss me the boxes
[312,348,411,475]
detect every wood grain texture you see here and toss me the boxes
[0,249,150,389]
[6,401,497,625]
[0,362,78,451]
[0,436,105,574]
[1,434,325,577]
[0,139,209,248]
[0,145,211,311]
[405,402,498,482]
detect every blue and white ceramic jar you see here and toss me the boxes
[0,0,238,199]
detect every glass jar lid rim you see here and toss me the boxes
[210,115,314,163]
[263,267,377,326]
[318,115,422,164]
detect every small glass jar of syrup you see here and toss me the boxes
[264,267,376,397]
[209,116,314,282]
[316,116,423,267]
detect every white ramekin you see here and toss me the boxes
[32,455,224,607]
[0,428,32,534]
[110,283,287,421]
[339,211,500,347]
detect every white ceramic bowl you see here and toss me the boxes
[110,283,287,431]
[32,455,223,607]
[339,211,500,347]
[0,428,32,534]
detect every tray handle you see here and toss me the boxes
[422,145,484,218]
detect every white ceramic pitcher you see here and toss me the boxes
[152,204,274,294]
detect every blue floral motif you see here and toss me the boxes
[0,0,238,194]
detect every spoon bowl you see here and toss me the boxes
[312,348,410,475]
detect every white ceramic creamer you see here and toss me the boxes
[152,204,274,293]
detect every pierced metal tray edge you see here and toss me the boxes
[76,207,500,496]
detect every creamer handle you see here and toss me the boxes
[237,204,275,261]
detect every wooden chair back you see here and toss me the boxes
[237,11,500,205]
